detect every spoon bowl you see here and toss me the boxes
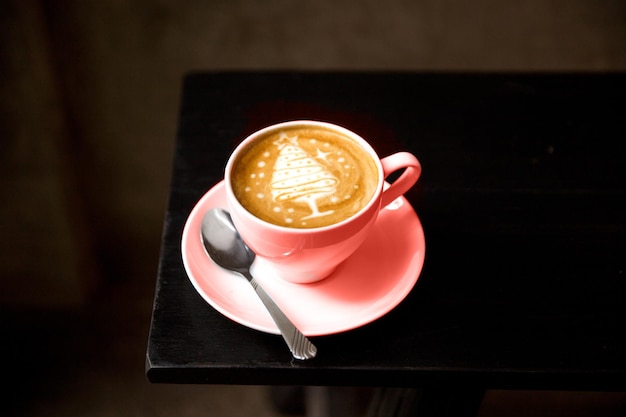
[201,208,255,274]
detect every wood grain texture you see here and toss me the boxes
[146,72,626,390]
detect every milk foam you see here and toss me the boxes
[232,127,378,228]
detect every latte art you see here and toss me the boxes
[231,126,379,228]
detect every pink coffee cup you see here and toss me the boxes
[225,120,421,283]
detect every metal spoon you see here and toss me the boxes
[200,208,317,360]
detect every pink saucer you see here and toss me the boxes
[182,181,425,336]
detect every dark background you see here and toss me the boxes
[1,1,625,416]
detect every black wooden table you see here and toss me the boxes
[146,72,625,414]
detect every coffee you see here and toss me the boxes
[231,125,379,228]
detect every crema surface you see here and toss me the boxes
[231,126,378,228]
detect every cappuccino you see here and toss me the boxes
[231,125,379,228]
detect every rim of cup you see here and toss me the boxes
[225,120,385,233]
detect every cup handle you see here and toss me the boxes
[380,152,421,207]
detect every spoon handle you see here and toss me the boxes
[243,271,317,360]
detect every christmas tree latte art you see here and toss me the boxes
[231,127,379,228]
